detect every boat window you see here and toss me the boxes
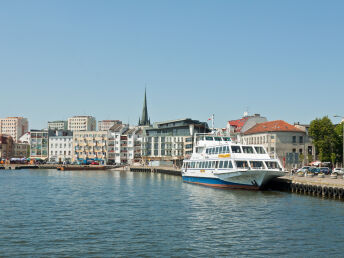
[199,136,204,141]
[196,147,204,153]
[212,161,216,168]
[228,161,233,168]
[216,147,220,154]
[192,162,195,168]
[231,146,241,153]
[250,161,264,169]
[235,161,249,168]
[214,137,222,141]
[265,161,280,169]
[205,136,213,141]
[226,146,230,153]
[219,161,224,168]
[211,148,215,154]
[223,137,231,141]
[255,146,266,154]
[223,160,233,168]
[206,161,210,168]
[221,147,226,153]
[242,146,254,154]
[206,148,210,154]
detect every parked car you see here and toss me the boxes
[297,166,311,173]
[319,167,331,175]
[309,167,321,174]
[91,161,99,165]
[333,168,344,175]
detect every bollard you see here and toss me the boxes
[323,186,328,197]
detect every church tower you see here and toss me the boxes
[138,88,151,126]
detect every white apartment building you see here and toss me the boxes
[19,132,31,143]
[122,128,142,165]
[68,116,96,132]
[73,131,108,164]
[0,117,29,142]
[98,120,122,131]
[48,120,68,130]
[107,124,129,164]
[49,136,73,163]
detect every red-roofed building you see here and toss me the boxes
[242,120,314,168]
[227,114,267,141]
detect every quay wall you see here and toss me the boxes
[268,174,344,200]
[130,166,181,176]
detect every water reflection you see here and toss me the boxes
[1,169,344,257]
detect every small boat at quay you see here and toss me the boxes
[57,165,107,171]
[181,134,285,190]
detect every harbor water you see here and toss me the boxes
[1,169,344,257]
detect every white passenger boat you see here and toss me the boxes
[181,134,285,190]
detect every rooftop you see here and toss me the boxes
[244,120,304,135]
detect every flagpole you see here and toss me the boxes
[212,114,214,132]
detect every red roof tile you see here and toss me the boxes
[244,120,303,135]
[228,117,250,133]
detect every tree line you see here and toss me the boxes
[309,116,343,165]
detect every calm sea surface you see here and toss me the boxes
[1,169,344,257]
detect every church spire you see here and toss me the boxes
[138,88,150,126]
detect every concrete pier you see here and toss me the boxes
[130,166,181,176]
[268,174,344,200]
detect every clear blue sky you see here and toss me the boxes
[1,0,343,129]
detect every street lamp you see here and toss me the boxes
[334,115,344,168]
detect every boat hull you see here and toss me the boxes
[182,169,285,190]
[182,176,259,190]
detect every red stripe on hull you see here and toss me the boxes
[184,181,260,190]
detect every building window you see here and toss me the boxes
[292,148,296,153]
[299,136,303,144]
[292,136,296,143]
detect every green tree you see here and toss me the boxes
[309,116,339,162]
[299,153,304,166]
[331,153,336,167]
[334,122,343,164]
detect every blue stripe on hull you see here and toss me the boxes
[182,176,259,190]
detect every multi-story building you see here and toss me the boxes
[30,129,54,161]
[73,131,108,164]
[68,116,96,132]
[48,120,68,130]
[0,135,14,159]
[107,124,129,164]
[48,130,73,163]
[107,125,142,165]
[0,117,29,142]
[125,128,142,165]
[141,118,210,166]
[242,120,314,168]
[13,142,30,158]
[98,120,122,131]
